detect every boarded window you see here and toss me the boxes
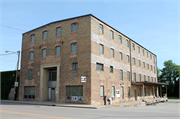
[56,27,61,36]
[42,49,46,57]
[120,70,123,81]
[28,69,33,80]
[71,23,77,33]
[71,43,77,53]
[55,46,61,55]
[43,31,47,39]
[31,34,35,42]
[24,86,35,99]
[100,44,104,54]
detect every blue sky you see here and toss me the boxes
[0,0,179,71]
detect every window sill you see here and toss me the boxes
[72,70,78,73]
[42,39,47,44]
[71,32,77,37]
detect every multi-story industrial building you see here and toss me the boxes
[19,14,167,105]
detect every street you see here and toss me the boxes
[0,100,179,119]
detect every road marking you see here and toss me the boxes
[0,110,74,119]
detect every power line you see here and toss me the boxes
[1,25,25,31]
[0,17,31,28]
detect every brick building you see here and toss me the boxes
[19,14,168,105]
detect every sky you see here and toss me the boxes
[0,0,179,72]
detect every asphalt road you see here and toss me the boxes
[0,100,180,119]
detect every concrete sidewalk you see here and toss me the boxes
[1,98,168,109]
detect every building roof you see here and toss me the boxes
[23,14,156,56]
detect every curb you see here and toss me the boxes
[1,100,98,109]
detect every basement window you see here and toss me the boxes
[24,86,35,99]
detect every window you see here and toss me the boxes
[121,87,124,99]
[119,35,122,43]
[110,66,113,73]
[24,86,35,99]
[127,55,129,63]
[110,30,114,39]
[143,62,145,68]
[148,88,150,96]
[56,27,61,36]
[111,86,115,100]
[100,44,104,54]
[71,43,77,53]
[154,66,156,73]
[126,40,129,47]
[144,88,146,96]
[120,70,123,81]
[150,54,152,59]
[29,69,33,80]
[142,49,144,55]
[134,73,136,82]
[152,88,153,95]
[66,86,83,100]
[138,60,141,66]
[43,31,47,39]
[147,52,148,58]
[151,77,153,82]
[72,63,78,70]
[99,24,103,34]
[153,56,155,63]
[42,49,46,58]
[151,65,152,70]
[144,75,146,81]
[96,63,103,71]
[138,47,140,53]
[139,88,141,97]
[147,64,149,69]
[148,76,150,81]
[154,77,156,82]
[119,52,122,60]
[55,46,61,55]
[31,34,35,42]
[139,74,141,82]
[133,58,135,65]
[132,43,135,50]
[30,51,34,59]
[49,69,57,81]
[100,86,104,100]
[111,48,114,57]
[127,71,130,81]
[128,87,130,98]
[71,22,77,33]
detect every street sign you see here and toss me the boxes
[81,76,87,82]
[14,82,18,87]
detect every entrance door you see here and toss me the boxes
[155,89,157,97]
[48,88,56,101]
[134,90,137,101]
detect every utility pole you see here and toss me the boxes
[14,51,20,100]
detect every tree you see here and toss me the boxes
[159,60,179,97]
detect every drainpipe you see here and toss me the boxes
[129,40,132,82]
[143,84,144,101]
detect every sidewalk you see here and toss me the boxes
[1,97,168,109]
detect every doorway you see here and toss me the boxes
[134,90,137,101]
[49,88,56,101]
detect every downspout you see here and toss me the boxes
[129,40,132,82]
